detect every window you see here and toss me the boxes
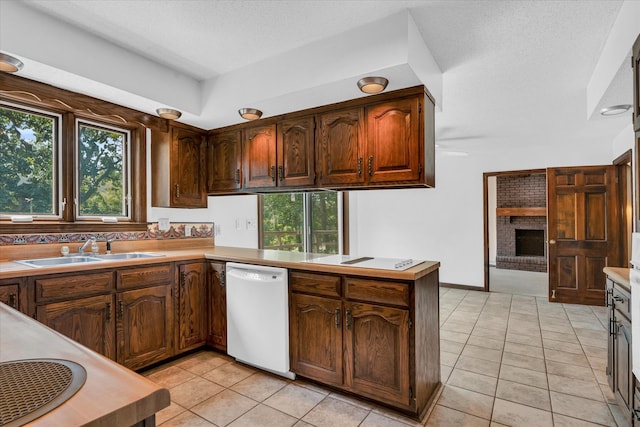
[76,120,130,219]
[0,104,60,217]
[0,90,145,231]
[260,192,345,254]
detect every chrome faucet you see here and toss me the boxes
[78,238,96,255]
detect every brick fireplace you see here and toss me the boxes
[495,173,547,273]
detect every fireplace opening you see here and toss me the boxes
[515,229,545,257]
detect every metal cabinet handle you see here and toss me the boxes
[346,309,352,329]
[278,165,284,181]
[180,272,186,289]
[235,169,241,184]
[106,302,112,322]
[357,158,363,177]
[118,301,124,320]
[368,156,373,176]
[271,165,276,182]
[335,308,341,328]
[8,294,17,309]
[220,270,226,287]
[613,295,624,302]
[175,183,180,198]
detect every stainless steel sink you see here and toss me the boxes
[96,252,164,260]
[15,255,104,268]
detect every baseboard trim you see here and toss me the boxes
[439,282,485,291]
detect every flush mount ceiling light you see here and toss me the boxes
[357,76,389,94]
[0,53,24,73]
[238,108,263,120]
[600,104,632,116]
[156,108,182,120]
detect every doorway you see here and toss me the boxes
[484,170,548,297]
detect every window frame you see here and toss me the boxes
[0,101,62,219]
[0,74,158,233]
[74,119,131,221]
[258,191,349,254]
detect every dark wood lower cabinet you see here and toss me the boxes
[208,262,227,351]
[345,301,410,407]
[37,294,116,360]
[290,293,343,387]
[176,261,207,352]
[289,269,440,418]
[117,284,173,370]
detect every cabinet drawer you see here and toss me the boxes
[345,278,409,308]
[290,271,341,298]
[35,271,114,302]
[613,283,631,321]
[117,264,173,290]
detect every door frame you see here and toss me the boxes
[482,169,546,292]
[614,149,633,267]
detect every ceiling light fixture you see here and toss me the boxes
[600,104,632,116]
[156,108,182,120]
[238,108,263,120]
[357,76,389,94]
[0,53,24,73]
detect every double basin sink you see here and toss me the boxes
[15,252,164,268]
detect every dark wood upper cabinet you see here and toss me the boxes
[366,97,421,183]
[316,108,365,186]
[151,124,207,208]
[633,34,640,132]
[242,124,278,189]
[205,85,435,194]
[207,130,242,192]
[277,116,316,187]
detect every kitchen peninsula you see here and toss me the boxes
[0,239,441,419]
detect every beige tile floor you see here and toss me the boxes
[143,287,620,426]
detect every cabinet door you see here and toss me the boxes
[615,315,633,413]
[316,108,365,186]
[0,284,20,311]
[208,130,242,192]
[290,293,343,386]
[208,262,227,351]
[277,116,315,187]
[177,262,207,352]
[606,280,614,390]
[344,301,411,407]
[171,126,206,207]
[242,124,277,189]
[366,97,421,183]
[117,285,173,370]
[37,294,115,360]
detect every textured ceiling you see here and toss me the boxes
[6,0,632,156]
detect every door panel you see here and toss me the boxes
[242,125,277,188]
[547,165,618,306]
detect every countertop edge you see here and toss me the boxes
[604,267,630,292]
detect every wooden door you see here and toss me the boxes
[117,285,173,369]
[37,294,116,360]
[207,130,242,192]
[171,126,206,207]
[177,262,207,352]
[242,124,277,188]
[366,97,421,183]
[547,166,619,306]
[277,116,315,187]
[316,108,365,186]
[290,293,343,386]
[208,262,227,351]
[343,301,410,407]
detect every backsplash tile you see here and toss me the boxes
[0,223,213,246]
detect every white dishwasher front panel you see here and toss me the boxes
[225,262,294,379]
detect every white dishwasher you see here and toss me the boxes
[225,262,295,379]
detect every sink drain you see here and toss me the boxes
[0,359,86,427]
